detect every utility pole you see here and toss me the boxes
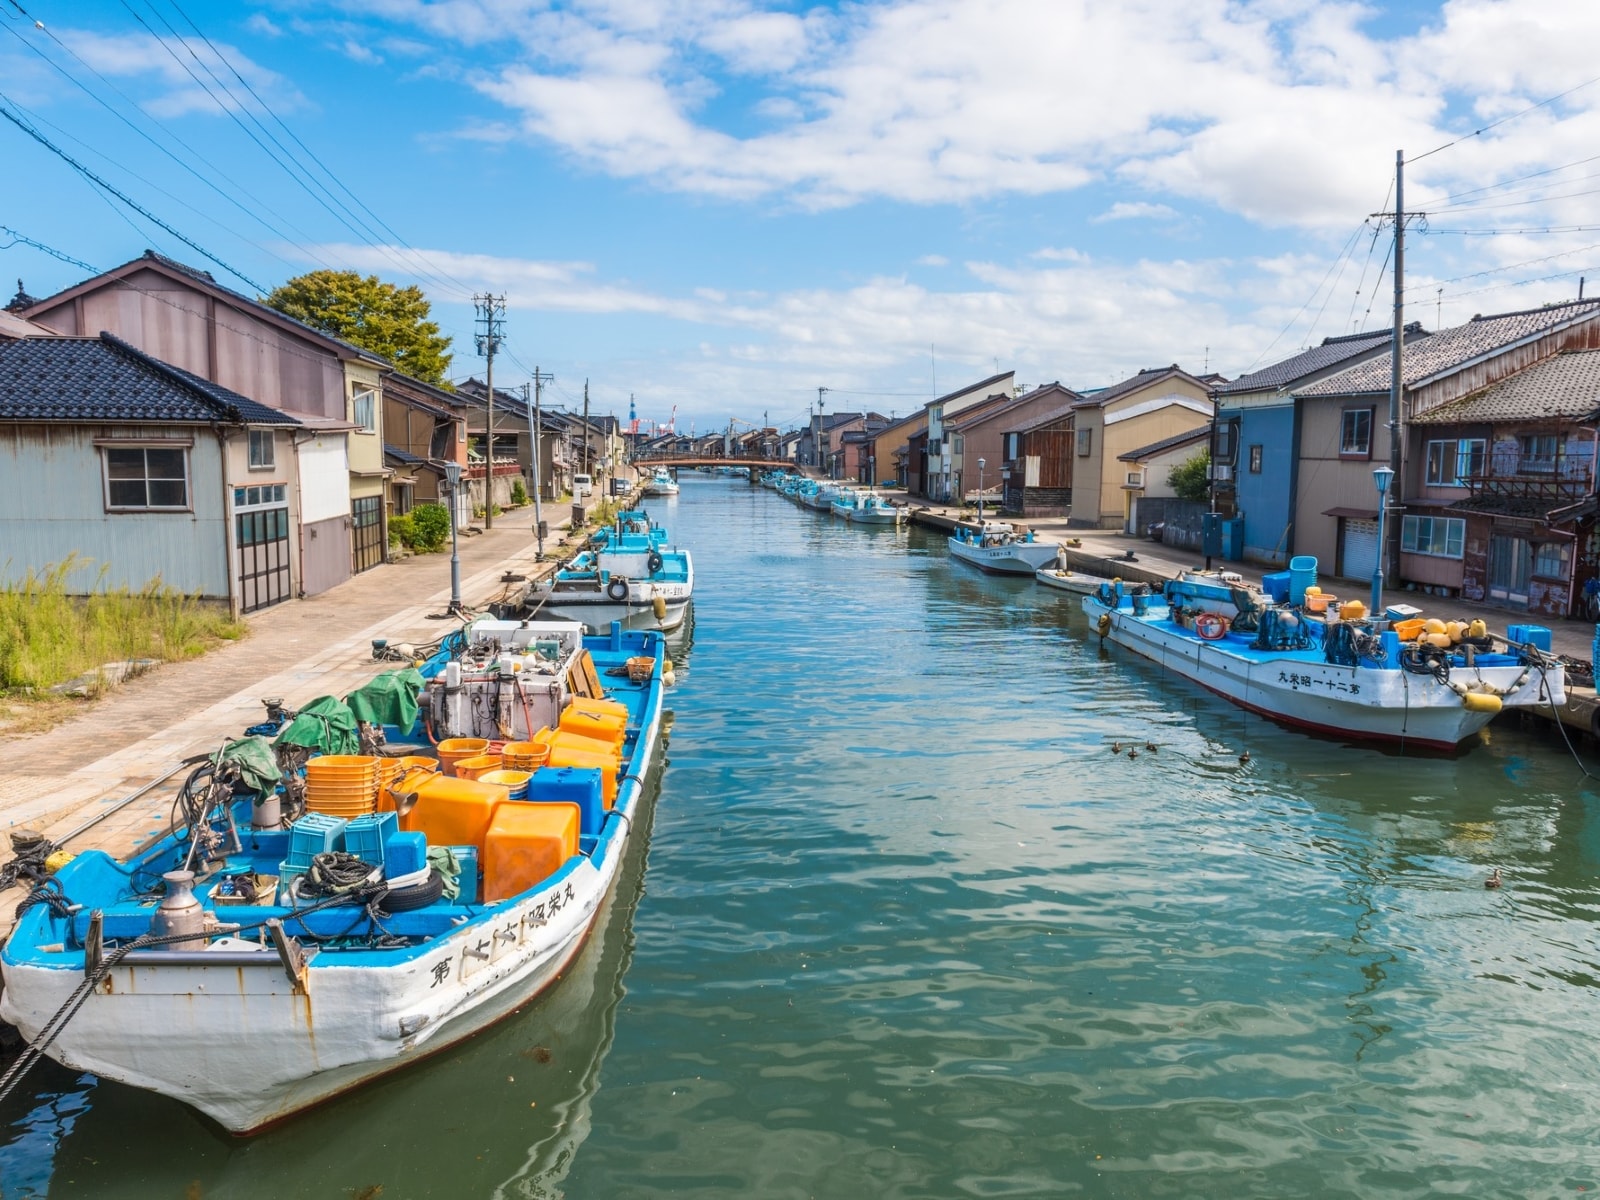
[523,370,552,558]
[474,294,505,529]
[582,379,591,477]
[1369,152,1413,604]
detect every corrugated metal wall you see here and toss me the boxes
[0,424,229,596]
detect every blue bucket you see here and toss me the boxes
[1289,555,1318,606]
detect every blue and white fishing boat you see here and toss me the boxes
[802,481,842,511]
[831,489,903,525]
[946,520,1057,574]
[522,511,693,632]
[0,618,667,1134]
[639,468,679,496]
[1081,571,1565,749]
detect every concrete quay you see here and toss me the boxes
[0,514,584,935]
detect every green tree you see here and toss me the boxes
[265,270,453,385]
[1167,449,1211,502]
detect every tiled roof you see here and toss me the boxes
[1411,349,1600,425]
[384,445,426,466]
[1073,364,1201,408]
[1003,402,1076,436]
[0,333,299,425]
[1446,493,1571,520]
[1118,426,1211,462]
[1299,300,1600,397]
[1215,329,1397,396]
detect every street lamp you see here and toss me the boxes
[443,462,464,615]
[1371,464,1394,617]
[978,458,987,521]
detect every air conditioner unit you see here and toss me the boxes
[1211,464,1233,482]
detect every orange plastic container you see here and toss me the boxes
[482,802,580,902]
[501,741,552,772]
[452,754,504,781]
[436,738,490,776]
[400,773,513,847]
[543,744,618,806]
[533,726,620,762]
[1339,600,1367,620]
[1305,593,1336,614]
[559,706,626,744]
[569,697,628,721]
[1393,618,1426,641]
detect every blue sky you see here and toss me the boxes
[3,0,1599,429]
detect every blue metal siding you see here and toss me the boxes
[0,424,230,597]
[1226,404,1296,566]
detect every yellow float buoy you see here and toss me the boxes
[1097,613,1112,637]
[1462,692,1502,714]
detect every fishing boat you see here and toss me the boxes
[801,481,841,511]
[0,618,669,1134]
[1034,563,1111,594]
[639,469,679,497]
[521,512,693,633]
[1081,571,1565,749]
[946,520,1058,574]
[831,489,902,525]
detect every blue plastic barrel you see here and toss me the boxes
[1289,555,1318,606]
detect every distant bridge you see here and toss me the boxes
[628,456,797,471]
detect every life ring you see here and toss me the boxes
[646,550,664,575]
[606,577,630,602]
[1195,612,1229,641]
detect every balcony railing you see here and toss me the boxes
[1466,453,1592,502]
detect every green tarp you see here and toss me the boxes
[345,669,424,732]
[214,736,281,793]
[274,695,359,757]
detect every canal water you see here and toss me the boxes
[4,473,1600,1198]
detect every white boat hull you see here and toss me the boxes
[1034,566,1107,594]
[947,536,1058,574]
[847,507,901,524]
[1082,595,1563,749]
[531,593,690,633]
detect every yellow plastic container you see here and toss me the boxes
[1339,600,1367,620]
[483,801,581,902]
[478,768,534,796]
[436,738,490,777]
[400,773,513,847]
[501,741,552,772]
[569,697,628,721]
[533,726,621,763]
[543,744,618,807]
[453,754,505,781]
[1393,618,1426,641]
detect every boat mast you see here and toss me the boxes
[1387,149,1405,594]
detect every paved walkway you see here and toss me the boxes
[0,516,584,927]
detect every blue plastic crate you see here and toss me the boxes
[528,767,605,836]
[1261,572,1291,604]
[344,811,399,868]
[285,813,347,871]
[1509,624,1552,652]
[453,846,479,904]
[384,830,427,878]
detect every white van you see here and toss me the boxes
[573,473,593,498]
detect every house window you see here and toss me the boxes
[952,434,964,455]
[248,428,275,469]
[104,446,188,510]
[1401,514,1465,558]
[1213,420,1237,464]
[1005,434,1019,460]
[1340,408,1373,458]
[1076,428,1093,457]
[1248,445,1263,474]
[1519,433,1559,474]
[351,386,377,432]
[1425,438,1486,486]
[1533,541,1570,578]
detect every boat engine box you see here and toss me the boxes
[528,767,605,836]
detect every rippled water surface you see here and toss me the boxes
[6,474,1600,1198]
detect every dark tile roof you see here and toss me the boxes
[0,333,299,425]
[823,411,863,429]
[932,370,1012,408]
[1073,364,1203,408]
[1118,426,1211,462]
[1446,493,1572,521]
[384,444,426,466]
[1299,301,1600,397]
[1215,328,1400,396]
[1411,349,1600,425]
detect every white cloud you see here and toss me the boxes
[1092,202,1180,223]
[58,29,304,118]
[341,40,384,65]
[917,254,949,267]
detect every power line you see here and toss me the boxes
[1433,153,1600,206]
[1408,71,1600,164]
[0,89,266,290]
[0,224,96,272]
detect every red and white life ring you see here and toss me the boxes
[1194,612,1230,641]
